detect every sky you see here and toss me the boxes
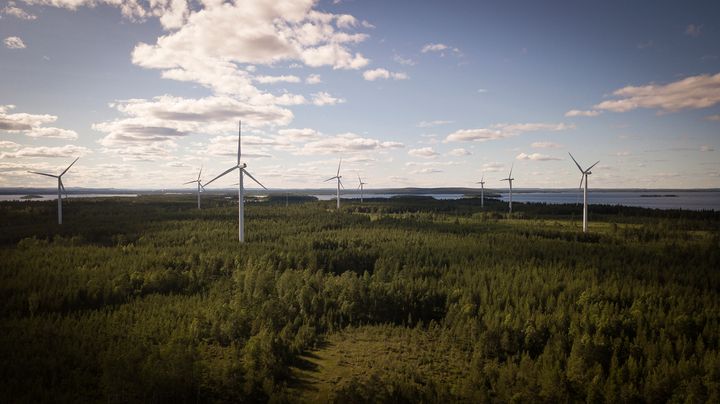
[0,0,719,190]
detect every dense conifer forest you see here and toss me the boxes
[1,195,718,403]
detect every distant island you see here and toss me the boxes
[19,195,43,200]
[640,194,678,198]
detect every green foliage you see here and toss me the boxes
[0,195,718,402]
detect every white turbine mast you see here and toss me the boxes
[569,153,600,233]
[28,157,79,225]
[204,121,267,242]
[183,166,205,209]
[357,173,367,203]
[476,173,486,208]
[500,163,514,213]
[324,158,343,210]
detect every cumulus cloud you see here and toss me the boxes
[445,122,573,142]
[417,120,452,128]
[482,162,505,173]
[311,92,345,106]
[700,145,715,152]
[516,152,561,161]
[362,68,409,81]
[531,141,562,149]
[0,141,21,149]
[306,74,322,84]
[277,128,321,142]
[295,132,404,155]
[565,109,601,117]
[447,148,471,156]
[254,75,301,84]
[205,135,273,159]
[1,145,91,159]
[408,147,439,158]
[393,54,415,66]
[3,3,36,20]
[421,43,461,56]
[412,167,443,174]
[706,114,720,121]
[574,72,720,115]
[3,36,26,49]
[0,105,78,139]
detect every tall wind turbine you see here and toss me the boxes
[183,166,205,209]
[476,174,486,208]
[357,173,367,203]
[204,121,267,242]
[569,153,599,233]
[324,159,343,210]
[500,164,514,213]
[28,157,79,224]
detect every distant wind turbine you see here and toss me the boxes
[568,153,599,233]
[476,174,486,208]
[183,166,205,209]
[324,159,343,210]
[204,121,267,242]
[28,157,79,224]
[357,173,367,203]
[500,164,514,213]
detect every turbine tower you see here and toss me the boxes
[476,174,486,208]
[204,121,267,242]
[183,166,205,209]
[324,159,343,210]
[28,157,79,225]
[500,164,514,213]
[568,153,599,233]
[357,173,367,203]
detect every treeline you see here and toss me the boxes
[0,196,718,402]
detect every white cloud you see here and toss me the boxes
[700,145,715,152]
[408,147,439,158]
[1,145,91,159]
[685,24,703,37]
[616,151,631,156]
[515,152,561,161]
[205,135,273,159]
[393,54,415,66]
[0,141,21,149]
[531,141,562,149]
[277,128,321,142]
[295,132,404,155]
[362,68,409,81]
[565,109,601,117]
[706,114,720,121]
[447,148,471,156]
[311,91,345,106]
[24,127,79,140]
[3,3,37,20]
[417,120,452,128]
[445,122,573,142]
[254,75,301,84]
[3,36,26,49]
[421,42,462,56]
[588,72,720,114]
[482,162,505,172]
[306,74,322,84]
[412,167,443,174]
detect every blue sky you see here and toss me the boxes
[1,0,718,189]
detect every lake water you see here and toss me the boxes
[0,194,138,202]
[313,193,464,201]
[499,191,719,211]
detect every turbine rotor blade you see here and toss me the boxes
[237,120,242,166]
[59,178,68,199]
[587,160,600,172]
[579,174,584,189]
[204,166,237,187]
[568,152,584,173]
[198,166,202,181]
[339,178,345,189]
[337,158,342,177]
[60,157,79,176]
[28,171,58,178]
[243,169,267,190]
[183,180,197,185]
[509,163,514,178]
[324,176,337,182]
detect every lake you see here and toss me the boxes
[0,194,138,202]
[499,190,719,211]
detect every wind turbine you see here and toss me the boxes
[324,159,343,210]
[500,164,514,213]
[204,121,267,242]
[357,173,367,203]
[183,166,205,209]
[476,174,486,208]
[28,157,79,225]
[568,153,599,233]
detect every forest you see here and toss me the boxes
[0,194,718,403]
